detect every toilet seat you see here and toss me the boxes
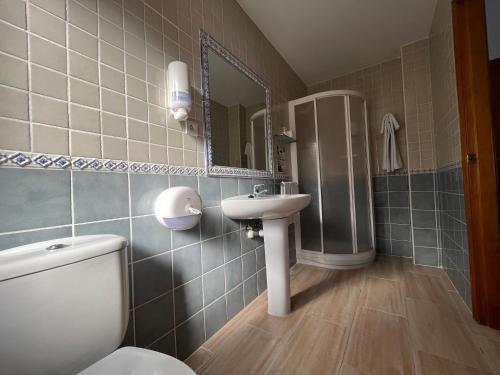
[79,347,196,375]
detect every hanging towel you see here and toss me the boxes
[380,113,403,172]
[244,142,252,167]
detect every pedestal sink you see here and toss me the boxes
[221,194,311,316]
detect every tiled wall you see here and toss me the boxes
[307,58,407,175]
[429,0,469,306]
[409,172,439,266]
[371,1,469,307]
[0,0,305,171]
[430,0,461,169]
[373,174,412,258]
[0,0,306,362]
[437,165,470,307]
[401,39,436,171]
[0,167,296,359]
[486,0,500,60]
[373,172,439,266]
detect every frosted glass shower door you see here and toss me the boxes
[316,96,353,254]
[349,96,373,252]
[295,101,322,252]
[291,90,374,266]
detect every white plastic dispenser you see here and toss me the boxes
[167,61,192,121]
[155,186,202,230]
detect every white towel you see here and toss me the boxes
[244,142,252,167]
[380,113,403,172]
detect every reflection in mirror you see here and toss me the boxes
[208,50,267,170]
[201,31,273,177]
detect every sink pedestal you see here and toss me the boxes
[221,193,311,317]
[262,217,291,316]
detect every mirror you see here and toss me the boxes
[201,31,273,178]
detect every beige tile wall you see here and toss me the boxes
[401,39,436,171]
[308,59,407,175]
[429,0,461,168]
[0,0,306,168]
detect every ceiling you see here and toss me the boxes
[237,0,437,85]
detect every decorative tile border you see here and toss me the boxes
[373,164,463,178]
[436,160,462,172]
[210,165,273,178]
[0,150,291,180]
[275,173,292,181]
[373,168,437,177]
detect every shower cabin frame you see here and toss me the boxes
[288,90,375,269]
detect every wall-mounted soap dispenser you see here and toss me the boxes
[167,61,192,121]
[155,187,202,230]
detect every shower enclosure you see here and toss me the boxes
[289,90,375,269]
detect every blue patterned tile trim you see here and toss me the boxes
[0,150,291,179]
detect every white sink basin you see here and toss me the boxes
[221,194,311,220]
[221,193,311,317]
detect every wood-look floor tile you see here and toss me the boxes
[183,259,500,375]
[402,263,457,292]
[406,298,490,371]
[290,264,332,295]
[362,277,405,316]
[367,257,405,281]
[270,315,348,375]
[344,308,414,375]
[203,293,266,351]
[339,364,371,375]
[473,334,500,374]
[404,272,451,304]
[199,324,279,375]
[244,291,307,340]
[414,351,492,375]
[185,347,214,373]
[448,291,500,343]
[402,262,442,276]
[304,270,362,327]
[439,273,457,291]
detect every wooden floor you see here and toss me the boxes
[185,256,500,375]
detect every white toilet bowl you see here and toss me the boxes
[80,347,195,375]
[0,236,195,375]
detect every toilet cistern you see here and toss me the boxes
[221,193,311,316]
[0,235,195,375]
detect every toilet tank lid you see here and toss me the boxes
[0,235,127,282]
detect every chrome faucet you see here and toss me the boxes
[253,184,268,197]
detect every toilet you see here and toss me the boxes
[0,235,195,375]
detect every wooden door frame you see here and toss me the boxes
[452,0,500,328]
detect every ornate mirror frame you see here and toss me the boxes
[200,30,274,178]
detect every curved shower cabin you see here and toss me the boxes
[289,90,375,269]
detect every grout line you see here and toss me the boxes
[0,50,28,64]
[97,0,104,160]
[67,0,75,240]
[432,172,442,267]
[165,172,178,355]
[117,0,136,346]
[72,0,98,16]
[399,45,414,264]
[25,0,33,153]
[0,16,28,33]
[0,223,73,237]
[145,326,175,350]
[65,0,72,158]
[197,176,208,342]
